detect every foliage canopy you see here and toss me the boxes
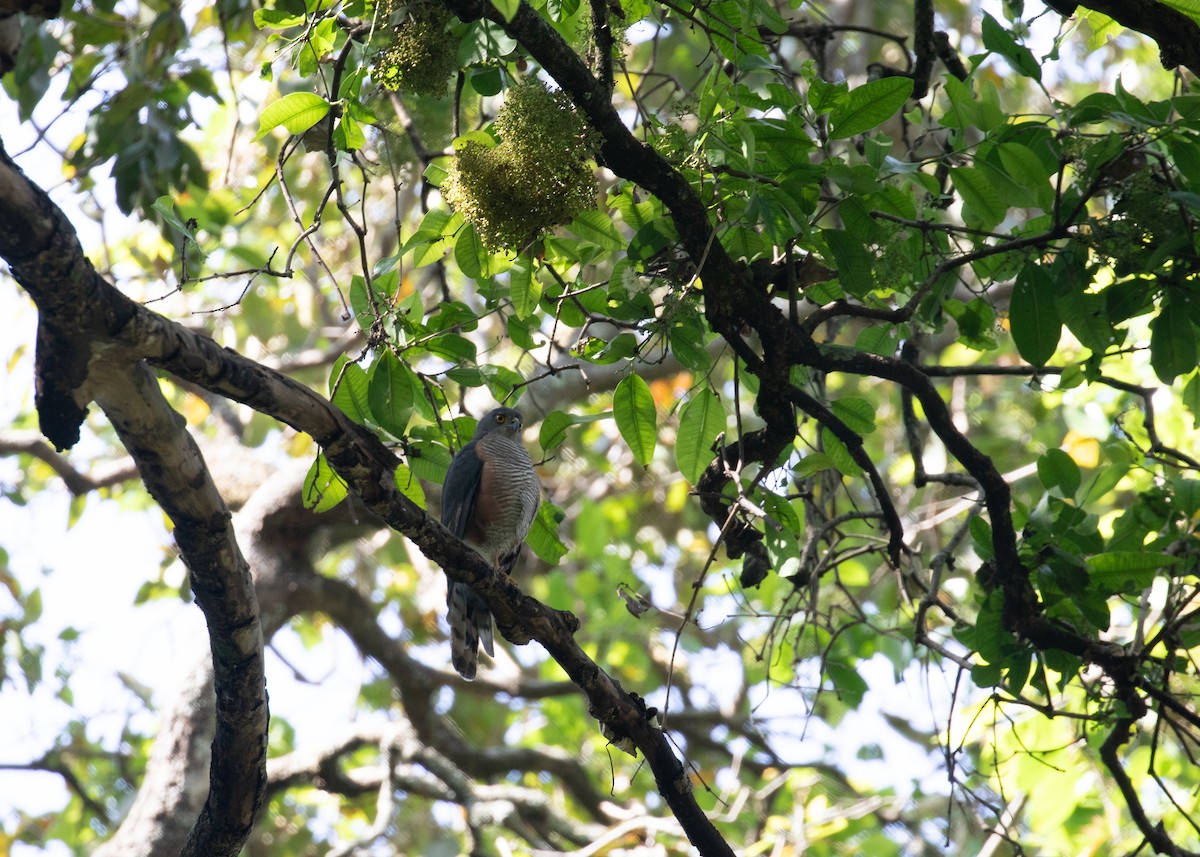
[2,0,1200,855]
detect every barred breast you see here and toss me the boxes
[471,431,541,566]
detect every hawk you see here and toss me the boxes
[440,407,541,679]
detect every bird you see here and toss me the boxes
[440,407,541,680]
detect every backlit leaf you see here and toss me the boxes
[613,374,656,466]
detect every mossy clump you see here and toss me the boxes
[374,0,457,97]
[443,78,599,250]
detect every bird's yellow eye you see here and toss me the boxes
[496,413,506,423]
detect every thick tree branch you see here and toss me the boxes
[1,140,268,857]
[94,364,269,857]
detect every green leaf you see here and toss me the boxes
[996,142,1053,210]
[945,298,998,351]
[393,462,426,509]
[367,351,414,439]
[822,428,862,477]
[676,389,725,483]
[330,357,371,425]
[823,229,875,298]
[509,259,541,320]
[539,410,576,454]
[480,364,523,402]
[1149,298,1198,385]
[830,397,875,434]
[794,452,836,477]
[568,210,625,251]
[303,453,348,513]
[527,501,568,563]
[454,222,489,279]
[1086,550,1182,582]
[949,167,1007,230]
[828,77,913,139]
[471,66,504,97]
[942,75,981,130]
[807,76,847,115]
[1056,288,1116,354]
[825,661,868,706]
[253,92,330,142]
[1010,265,1061,365]
[1037,448,1080,497]
[1084,462,1130,505]
[613,374,657,467]
[981,12,1042,80]
[409,440,453,484]
[335,112,365,151]
[970,516,995,561]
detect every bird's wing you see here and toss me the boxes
[441,439,481,538]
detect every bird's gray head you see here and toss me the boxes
[474,407,524,438]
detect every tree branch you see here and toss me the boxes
[0,429,138,494]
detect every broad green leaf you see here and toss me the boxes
[539,410,576,453]
[568,210,625,251]
[367,350,414,439]
[1056,288,1116,354]
[822,428,862,477]
[330,357,371,425]
[527,501,568,563]
[970,516,994,561]
[427,333,478,363]
[823,229,875,298]
[454,223,489,279]
[509,259,541,320]
[471,66,504,96]
[613,374,656,467]
[949,167,1007,229]
[403,208,456,251]
[981,12,1041,80]
[828,77,913,139]
[794,452,836,477]
[1149,298,1198,385]
[480,364,523,402]
[1010,265,1061,365]
[408,440,453,484]
[825,661,868,706]
[945,298,998,351]
[1084,462,1130,505]
[830,397,875,434]
[1037,448,1080,497]
[676,389,725,483]
[807,76,847,115]
[670,319,711,372]
[253,92,330,142]
[303,453,348,513]
[393,462,426,509]
[1175,476,1200,516]
[1087,550,1182,580]
[996,142,1053,210]
[254,6,306,28]
[942,75,981,130]
[335,112,365,151]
